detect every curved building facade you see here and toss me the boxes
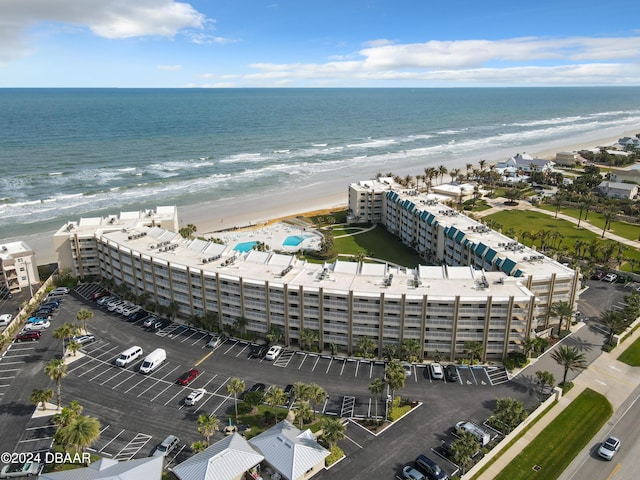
[54,181,579,362]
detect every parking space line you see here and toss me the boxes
[192,334,208,347]
[26,424,55,431]
[0,361,28,365]
[124,376,149,394]
[198,373,219,391]
[325,358,333,374]
[193,393,215,413]
[0,368,20,372]
[469,367,478,385]
[18,436,53,443]
[210,377,231,397]
[68,357,99,374]
[234,343,250,357]
[98,429,125,452]
[88,365,116,382]
[163,389,184,406]
[157,364,181,380]
[180,330,201,343]
[297,353,308,369]
[311,355,321,372]
[101,368,130,386]
[340,359,347,376]
[0,375,15,380]
[77,362,106,377]
[354,361,360,377]
[150,383,174,402]
[224,340,239,355]
[137,376,167,397]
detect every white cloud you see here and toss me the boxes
[157,64,182,71]
[239,36,640,86]
[0,0,209,64]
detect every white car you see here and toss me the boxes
[0,313,13,327]
[50,287,70,295]
[24,320,51,331]
[598,436,620,460]
[206,334,225,348]
[184,388,207,406]
[430,362,444,380]
[0,462,43,478]
[265,345,283,360]
[603,273,618,283]
[71,334,96,345]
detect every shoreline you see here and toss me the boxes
[13,127,639,266]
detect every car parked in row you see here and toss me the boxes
[184,388,207,406]
[415,454,448,480]
[603,273,618,283]
[176,369,199,386]
[24,320,50,331]
[206,333,226,348]
[446,364,459,382]
[16,331,42,342]
[0,461,43,478]
[265,345,283,361]
[127,309,150,322]
[152,435,180,457]
[71,334,96,346]
[248,342,269,359]
[430,362,444,380]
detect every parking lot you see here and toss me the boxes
[1,283,548,475]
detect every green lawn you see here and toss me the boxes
[486,210,601,248]
[494,388,612,480]
[485,209,640,268]
[618,335,640,366]
[539,205,640,242]
[333,225,424,267]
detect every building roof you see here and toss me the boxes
[248,420,329,480]
[39,456,164,480]
[0,240,34,260]
[173,433,264,480]
[598,181,638,191]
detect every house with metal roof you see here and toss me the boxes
[172,432,264,480]
[172,422,329,480]
[248,420,330,480]
[39,456,164,480]
[597,180,638,200]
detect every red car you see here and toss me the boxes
[176,369,199,386]
[92,291,110,301]
[16,331,42,342]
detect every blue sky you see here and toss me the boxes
[1,0,639,87]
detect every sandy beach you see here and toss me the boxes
[20,127,639,266]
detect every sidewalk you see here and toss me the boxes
[475,327,640,480]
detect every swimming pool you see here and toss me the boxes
[234,241,257,253]
[282,235,304,247]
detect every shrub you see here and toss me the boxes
[325,444,344,467]
[236,402,252,415]
[503,351,528,370]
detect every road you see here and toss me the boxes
[560,386,640,480]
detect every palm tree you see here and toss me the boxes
[602,207,617,238]
[45,358,68,409]
[551,345,586,385]
[264,386,287,424]
[521,337,536,358]
[226,377,245,424]
[553,191,565,218]
[451,430,479,474]
[291,381,310,403]
[368,378,385,422]
[299,328,319,351]
[464,341,484,364]
[53,403,82,429]
[197,414,219,446]
[30,388,53,411]
[293,401,313,429]
[382,343,399,361]
[535,370,555,396]
[59,415,101,456]
[266,326,284,345]
[357,336,376,358]
[307,383,327,420]
[67,340,82,357]
[450,168,461,183]
[438,165,448,185]
[550,300,574,335]
[75,308,94,334]
[401,338,421,362]
[53,323,77,357]
[191,441,208,453]
[321,417,346,449]
[384,360,406,399]
[599,310,626,346]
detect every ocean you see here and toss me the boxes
[1,87,640,242]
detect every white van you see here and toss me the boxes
[455,421,491,446]
[115,346,144,367]
[139,348,166,374]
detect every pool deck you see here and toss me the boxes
[212,222,323,253]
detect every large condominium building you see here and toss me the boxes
[0,241,40,295]
[54,181,578,362]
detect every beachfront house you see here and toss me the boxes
[555,151,585,167]
[616,136,640,149]
[494,153,555,175]
[608,165,640,184]
[597,180,639,200]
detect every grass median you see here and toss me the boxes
[618,334,640,365]
[493,388,612,480]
